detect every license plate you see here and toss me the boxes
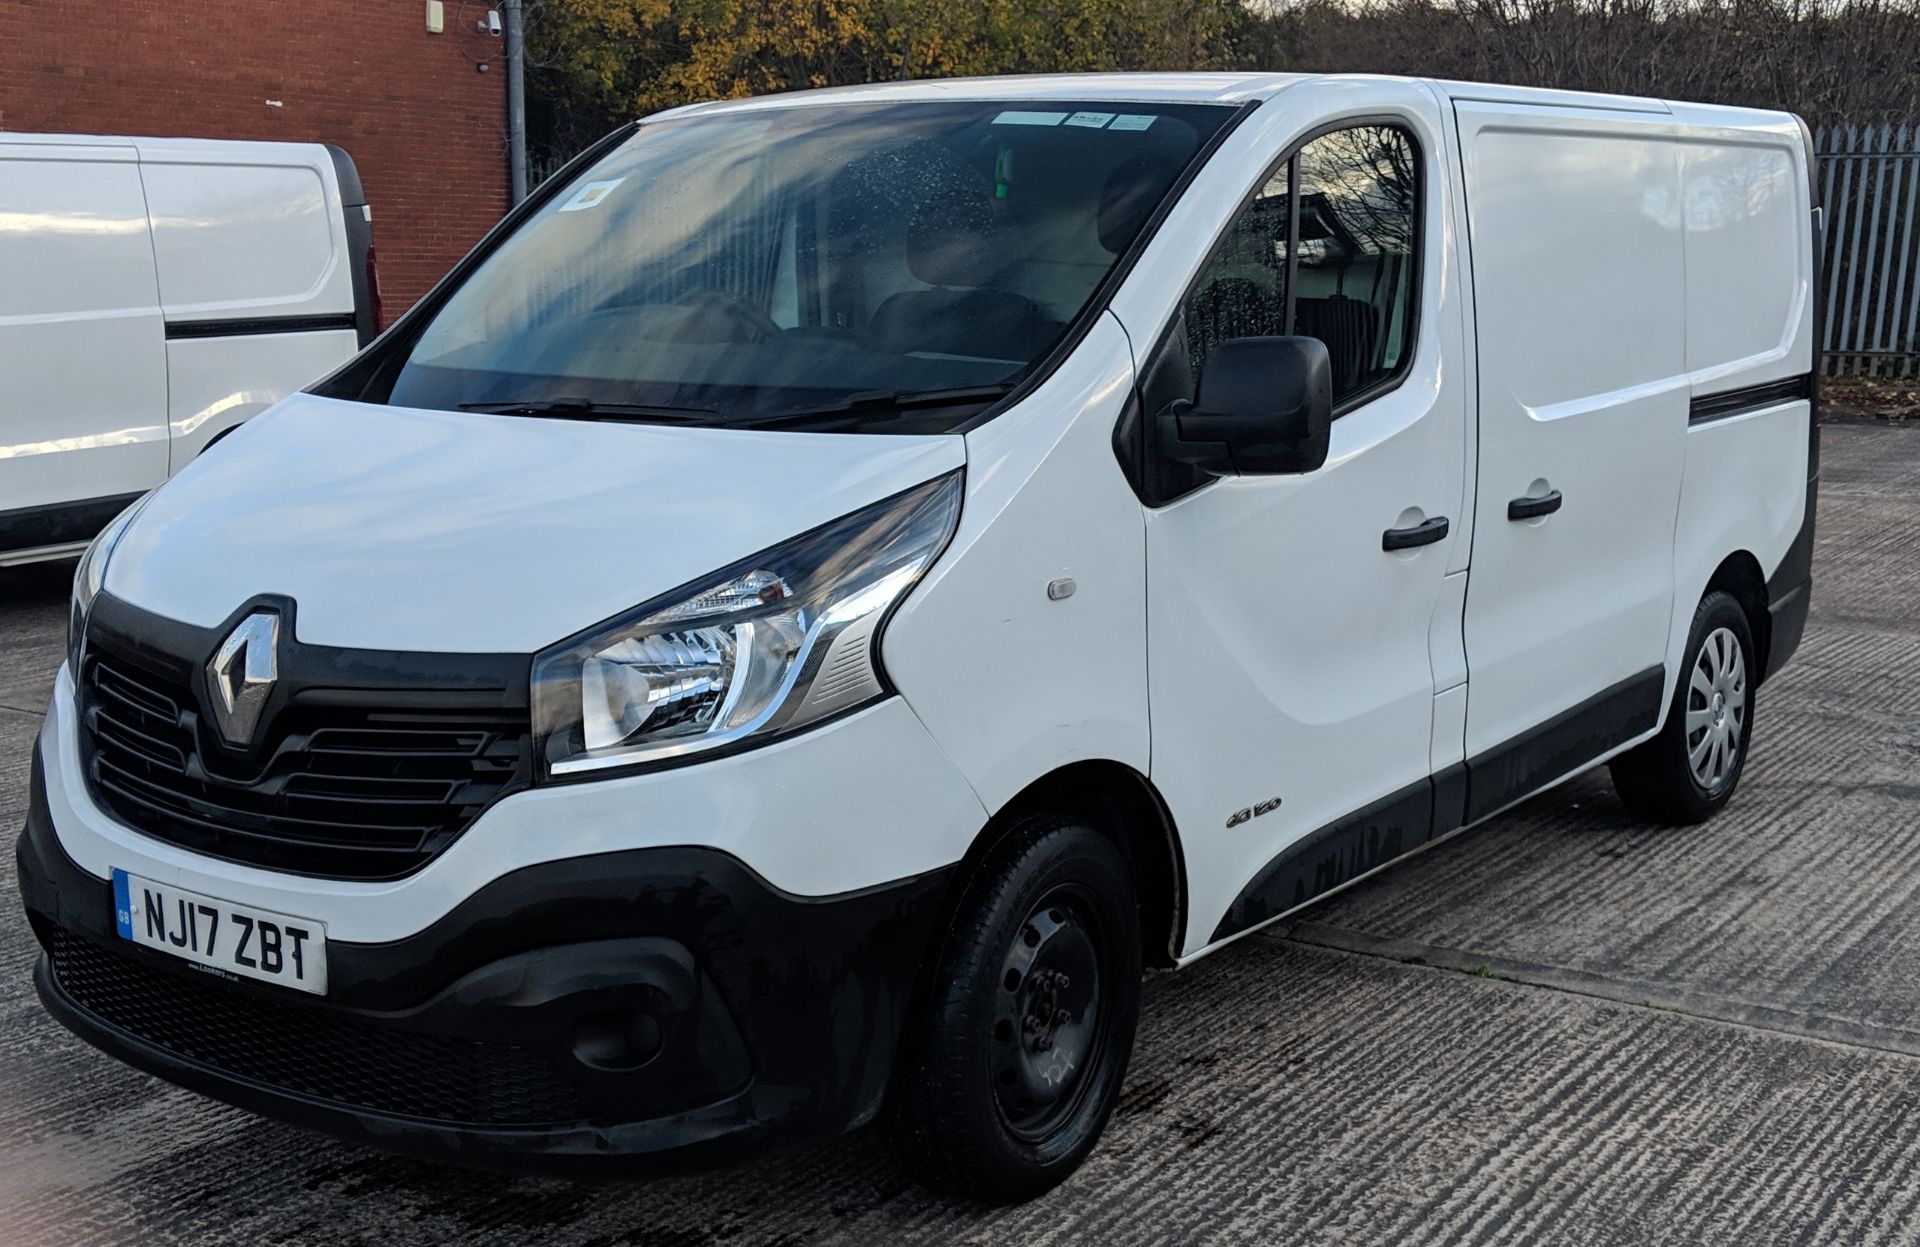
[112,869,327,995]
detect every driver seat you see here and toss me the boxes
[869,191,1057,361]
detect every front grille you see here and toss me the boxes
[49,930,583,1127]
[80,646,531,880]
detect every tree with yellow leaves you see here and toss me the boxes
[530,0,1245,123]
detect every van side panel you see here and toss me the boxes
[0,142,169,526]
[1674,109,1814,389]
[137,154,348,321]
[163,330,361,465]
[1671,410,1808,662]
[1662,105,1816,703]
[1453,104,1689,776]
[131,140,361,466]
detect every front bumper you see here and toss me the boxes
[18,745,954,1173]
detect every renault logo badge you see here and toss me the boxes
[206,611,279,747]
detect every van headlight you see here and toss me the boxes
[532,473,962,779]
[68,493,153,673]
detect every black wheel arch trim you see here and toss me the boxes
[968,759,1190,969]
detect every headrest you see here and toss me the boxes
[906,190,1004,288]
[1097,157,1169,255]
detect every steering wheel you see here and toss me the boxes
[670,290,781,343]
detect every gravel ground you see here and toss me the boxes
[2,424,1917,1246]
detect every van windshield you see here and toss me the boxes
[385,100,1234,432]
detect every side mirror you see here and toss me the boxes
[1156,336,1332,476]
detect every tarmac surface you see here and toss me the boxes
[2,423,1916,1245]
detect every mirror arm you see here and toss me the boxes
[1154,399,1238,476]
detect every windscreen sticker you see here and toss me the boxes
[992,110,1068,127]
[558,178,626,212]
[1065,111,1116,129]
[1109,114,1158,132]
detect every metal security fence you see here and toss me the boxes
[1817,124,1920,377]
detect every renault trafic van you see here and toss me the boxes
[0,134,379,564]
[19,74,1817,1203]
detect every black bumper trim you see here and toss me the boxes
[18,743,955,1172]
[1762,465,1817,683]
[31,953,769,1175]
[1766,579,1811,681]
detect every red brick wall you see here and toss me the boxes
[0,0,509,313]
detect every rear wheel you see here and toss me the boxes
[889,816,1141,1204]
[1610,590,1755,824]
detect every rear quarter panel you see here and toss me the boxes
[1663,105,1815,702]
[130,138,362,465]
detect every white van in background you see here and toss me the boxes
[0,134,379,564]
[20,75,1817,1204]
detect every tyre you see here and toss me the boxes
[1610,590,1755,824]
[889,816,1142,1204]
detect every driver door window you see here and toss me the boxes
[1183,124,1420,409]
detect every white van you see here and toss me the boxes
[19,74,1817,1202]
[0,134,378,564]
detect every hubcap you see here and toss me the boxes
[1685,626,1747,793]
[990,887,1105,1142]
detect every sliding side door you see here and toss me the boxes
[1454,100,1688,820]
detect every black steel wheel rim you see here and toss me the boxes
[989,883,1108,1143]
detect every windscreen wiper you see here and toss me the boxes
[740,384,1016,429]
[458,396,718,423]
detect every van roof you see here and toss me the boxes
[0,132,339,159]
[655,72,1312,117]
[655,73,1799,129]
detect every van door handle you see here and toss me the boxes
[1382,516,1450,551]
[1507,490,1564,521]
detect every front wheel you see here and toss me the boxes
[1610,589,1756,824]
[889,816,1141,1204]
